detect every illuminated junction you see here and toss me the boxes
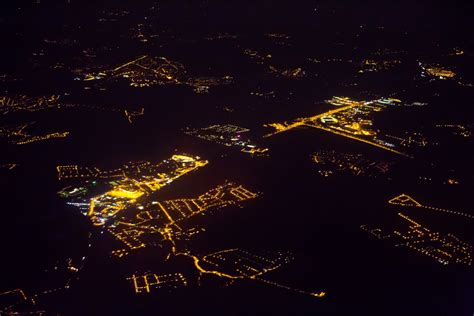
[264,96,412,157]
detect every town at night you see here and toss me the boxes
[0,1,473,315]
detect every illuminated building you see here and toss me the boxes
[426,67,456,79]
[320,116,338,124]
[375,98,401,106]
[58,186,88,198]
[420,63,456,79]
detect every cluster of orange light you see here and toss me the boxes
[85,155,208,225]
[108,182,259,253]
[393,213,472,265]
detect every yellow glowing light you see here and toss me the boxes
[426,67,456,78]
[388,194,422,207]
[388,194,474,220]
[263,97,413,157]
[108,189,144,199]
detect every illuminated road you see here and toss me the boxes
[389,194,474,219]
[312,124,412,157]
[176,251,326,298]
[263,102,361,138]
[112,55,149,72]
[264,100,412,157]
